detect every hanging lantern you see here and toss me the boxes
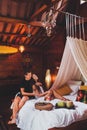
[45,69,51,89]
[19,45,25,53]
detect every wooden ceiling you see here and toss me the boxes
[0,0,82,48]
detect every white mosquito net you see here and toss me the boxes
[51,13,87,89]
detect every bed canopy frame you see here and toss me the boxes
[48,11,87,130]
[51,12,87,89]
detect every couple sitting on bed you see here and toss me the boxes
[8,71,68,125]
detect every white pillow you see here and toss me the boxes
[69,84,80,95]
[85,81,87,85]
[67,80,82,96]
[67,80,82,85]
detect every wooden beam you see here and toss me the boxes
[30,0,60,20]
[0,32,27,37]
[0,16,28,25]
[29,0,68,27]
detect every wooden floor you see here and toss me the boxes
[0,95,20,130]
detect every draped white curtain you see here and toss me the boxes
[51,13,87,89]
[68,37,87,81]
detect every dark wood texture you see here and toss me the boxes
[0,0,86,48]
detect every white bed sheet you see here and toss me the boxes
[16,96,87,130]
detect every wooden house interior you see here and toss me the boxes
[0,0,87,96]
[0,0,87,129]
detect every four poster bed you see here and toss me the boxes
[16,94,87,130]
[16,12,87,130]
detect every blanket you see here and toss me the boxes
[16,97,87,130]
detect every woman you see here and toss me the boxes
[32,83,48,99]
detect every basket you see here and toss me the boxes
[35,102,53,111]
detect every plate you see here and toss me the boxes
[55,103,75,109]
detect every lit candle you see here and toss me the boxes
[45,69,51,89]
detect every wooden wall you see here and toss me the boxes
[42,27,66,86]
[0,53,22,95]
[0,47,44,96]
[0,32,65,97]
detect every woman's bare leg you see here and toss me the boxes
[19,96,29,109]
[8,96,29,124]
[8,96,21,124]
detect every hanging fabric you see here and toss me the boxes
[51,12,87,90]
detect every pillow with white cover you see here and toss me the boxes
[67,80,82,85]
[67,80,82,96]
